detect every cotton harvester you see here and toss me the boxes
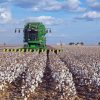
[3,22,61,53]
[23,22,47,50]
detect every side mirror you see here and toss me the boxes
[18,30,20,33]
[15,29,17,33]
[15,28,23,33]
[46,29,52,33]
[46,30,48,33]
[49,29,51,33]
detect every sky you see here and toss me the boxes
[0,0,100,45]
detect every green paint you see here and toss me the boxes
[23,22,47,49]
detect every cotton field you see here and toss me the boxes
[58,46,100,100]
[0,46,100,100]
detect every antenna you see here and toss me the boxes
[15,29,17,33]
[60,40,63,49]
[49,29,51,33]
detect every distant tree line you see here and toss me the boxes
[98,42,100,45]
[68,42,100,46]
[69,42,84,45]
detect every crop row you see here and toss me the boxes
[58,46,100,99]
[0,46,100,100]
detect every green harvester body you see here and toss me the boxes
[3,22,62,53]
[23,22,47,50]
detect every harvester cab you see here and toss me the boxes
[3,22,61,53]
